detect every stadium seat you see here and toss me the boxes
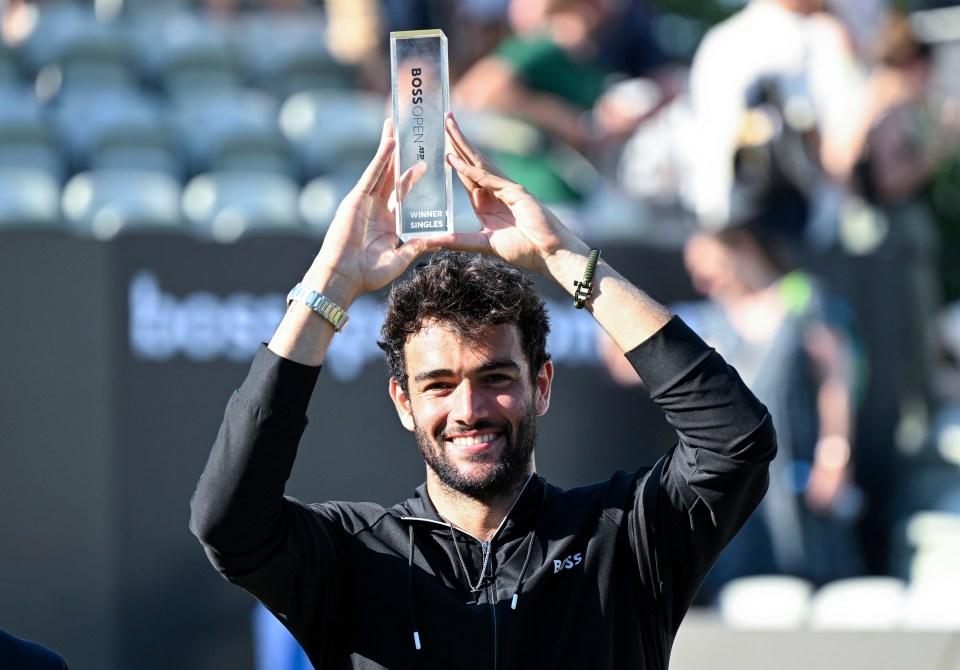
[808,577,907,630]
[0,43,25,85]
[278,88,386,180]
[61,168,184,240]
[0,86,66,182]
[903,578,960,630]
[298,175,354,236]
[171,88,294,179]
[0,166,62,229]
[127,8,242,95]
[17,2,102,76]
[49,88,177,175]
[48,29,138,96]
[182,170,302,243]
[235,9,356,97]
[717,575,814,629]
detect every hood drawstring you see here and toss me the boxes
[510,486,546,610]
[408,524,422,651]
[405,481,548,648]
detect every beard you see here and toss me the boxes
[414,402,538,502]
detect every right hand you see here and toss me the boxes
[303,119,440,305]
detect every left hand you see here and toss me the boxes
[443,113,587,277]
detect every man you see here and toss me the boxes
[190,115,776,668]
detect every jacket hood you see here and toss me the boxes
[392,474,547,543]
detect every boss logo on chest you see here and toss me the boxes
[553,553,583,573]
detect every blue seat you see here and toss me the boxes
[17,2,102,76]
[0,43,26,85]
[236,9,356,97]
[298,174,355,237]
[126,9,243,96]
[61,168,184,240]
[182,170,303,243]
[49,29,138,97]
[171,88,295,179]
[49,88,177,175]
[0,167,62,230]
[278,88,386,180]
[0,86,66,182]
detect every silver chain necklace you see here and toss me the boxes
[449,524,492,593]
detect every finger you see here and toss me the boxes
[443,116,480,193]
[356,119,396,196]
[448,152,479,194]
[445,113,510,179]
[393,233,450,268]
[396,161,428,202]
[376,151,397,202]
[446,152,515,194]
[384,160,427,217]
[445,113,483,166]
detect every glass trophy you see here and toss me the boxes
[390,29,454,240]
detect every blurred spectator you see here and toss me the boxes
[453,0,666,154]
[687,0,866,245]
[825,0,891,66]
[849,10,960,424]
[324,0,513,94]
[594,0,670,80]
[2,0,36,46]
[675,220,867,602]
[850,12,960,207]
[381,0,512,79]
[324,0,388,91]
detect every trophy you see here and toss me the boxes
[390,29,454,240]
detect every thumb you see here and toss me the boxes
[392,235,444,268]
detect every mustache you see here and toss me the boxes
[436,420,508,441]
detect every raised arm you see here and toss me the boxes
[190,120,443,641]
[270,119,441,366]
[445,115,775,626]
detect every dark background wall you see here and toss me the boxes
[0,230,906,669]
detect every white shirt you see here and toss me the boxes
[687,0,864,227]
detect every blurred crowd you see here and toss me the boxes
[3,0,960,632]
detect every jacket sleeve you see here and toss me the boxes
[625,316,777,632]
[189,344,345,639]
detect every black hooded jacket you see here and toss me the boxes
[190,317,776,669]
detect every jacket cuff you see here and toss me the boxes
[237,343,323,417]
[623,316,712,396]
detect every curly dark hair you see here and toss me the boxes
[378,250,551,392]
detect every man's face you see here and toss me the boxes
[389,321,553,501]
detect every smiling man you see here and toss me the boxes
[379,252,552,538]
[190,116,777,669]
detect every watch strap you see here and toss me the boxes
[286,283,349,332]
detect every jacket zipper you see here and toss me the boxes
[485,543,499,670]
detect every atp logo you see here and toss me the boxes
[553,553,583,573]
